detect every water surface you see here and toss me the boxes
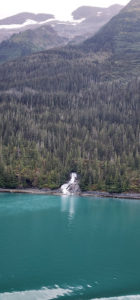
[0,193,140,299]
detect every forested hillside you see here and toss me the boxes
[0,0,139,192]
[83,0,140,55]
[0,26,67,63]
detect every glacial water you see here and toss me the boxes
[0,193,140,299]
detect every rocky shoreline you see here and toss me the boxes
[0,188,140,200]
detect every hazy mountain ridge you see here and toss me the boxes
[69,4,123,45]
[0,12,54,25]
[0,25,68,63]
[72,4,123,20]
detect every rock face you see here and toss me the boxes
[60,173,81,195]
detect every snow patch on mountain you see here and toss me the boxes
[97,12,103,16]
[0,18,55,29]
[71,17,86,25]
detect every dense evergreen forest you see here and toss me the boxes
[0,46,139,192]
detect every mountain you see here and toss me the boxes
[83,0,140,55]
[80,0,140,78]
[0,12,54,25]
[0,12,55,43]
[72,4,123,21]
[0,4,123,63]
[54,4,123,44]
[0,5,123,44]
[0,25,67,63]
[0,0,139,191]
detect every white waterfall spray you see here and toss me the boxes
[60,173,80,195]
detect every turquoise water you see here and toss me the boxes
[0,193,140,299]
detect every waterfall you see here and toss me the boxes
[60,173,80,195]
